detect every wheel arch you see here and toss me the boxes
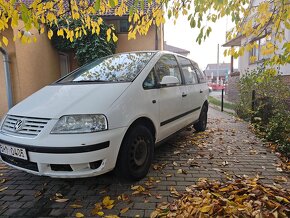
[125,117,157,141]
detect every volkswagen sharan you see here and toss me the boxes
[0,51,209,180]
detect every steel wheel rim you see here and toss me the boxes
[129,136,149,170]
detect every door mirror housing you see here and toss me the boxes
[159,76,179,87]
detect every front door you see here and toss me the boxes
[155,54,184,141]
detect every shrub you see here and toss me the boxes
[237,65,290,156]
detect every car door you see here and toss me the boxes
[155,54,184,141]
[193,64,209,107]
[178,56,201,123]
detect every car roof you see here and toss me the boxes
[115,50,199,68]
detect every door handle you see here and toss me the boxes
[182,93,187,97]
[200,90,203,93]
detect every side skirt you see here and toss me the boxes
[155,119,199,147]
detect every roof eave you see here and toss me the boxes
[222,35,243,47]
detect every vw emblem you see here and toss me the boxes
[14,119,25,132]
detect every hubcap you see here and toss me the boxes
[130,136,148,168]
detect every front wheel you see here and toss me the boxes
[194,105,208,132]
[115,125,154,181]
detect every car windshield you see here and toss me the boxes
[58,52,155,83]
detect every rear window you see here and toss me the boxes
[58,52,155,83]
[178,57,198,85]
[194,67,207,83]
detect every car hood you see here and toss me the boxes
[8,83,131,119]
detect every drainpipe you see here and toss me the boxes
[155,26,158,50]
[0,47,13,109]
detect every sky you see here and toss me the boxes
[164,16,236,70]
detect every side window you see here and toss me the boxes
[178,57,198,85]
[194,67,207,83]
[143,69,157,89]
[155,55,182,85]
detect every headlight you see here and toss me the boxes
[51,114,108,134]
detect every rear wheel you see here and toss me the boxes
[115,125,154,181]
[194,105,208,132]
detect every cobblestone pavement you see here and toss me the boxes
[0,108,289,218]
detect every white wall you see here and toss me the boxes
[238,0,290,76]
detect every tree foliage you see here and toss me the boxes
[0,0,289,66]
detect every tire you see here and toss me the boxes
[115,125,154,181]
[194,105,208,132]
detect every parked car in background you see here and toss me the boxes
[0,51,209,180]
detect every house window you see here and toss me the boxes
[59,52,70,77]
[119,20,130,33]
[249,36,270,64]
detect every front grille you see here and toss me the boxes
[1,115,50,137]
[1,154,39,172]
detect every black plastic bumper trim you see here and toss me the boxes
[0,139,110,154]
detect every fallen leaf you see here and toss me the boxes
[55,198,69,203]
[75,212,84,218]
[97,211,104,216]
[177,169,187,174]
[102,196,114,209]
[155,194,162,199]
[70,204,83,209]
[274,176,287,183]
[120,207,129,214]
[222,161,229,166]
[0,187,8,192]
[200,205,212,213]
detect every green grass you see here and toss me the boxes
[208,96,236,111]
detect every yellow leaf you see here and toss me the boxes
[106,28,111,41]
[102,196,114,209]
[48,29,53,39]
[2,36,8,46]
[75,212,84,218]
[112,33,118,42]
[57,29,64,37]
[70,204,83,208]
[40,27,45,34]
[120,207,129,214]
[200,205,212,213]
[275,196,289,203]
[97,211,104,216]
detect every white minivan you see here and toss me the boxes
[0,51,209,180]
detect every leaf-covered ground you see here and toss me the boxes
[0,108,289,218]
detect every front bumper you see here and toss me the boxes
[0,127,127,178]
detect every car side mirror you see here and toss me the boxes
[159,76,179,87]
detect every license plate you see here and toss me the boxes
[0,144,28,160]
